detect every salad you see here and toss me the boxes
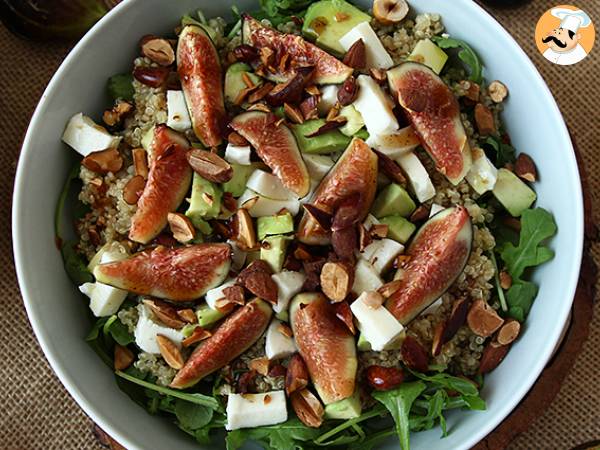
[56,0,558,448]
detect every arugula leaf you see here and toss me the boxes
[61,240,93,284]
[314,404,387,445]
[175,398,214,430]
[482,135,516,167]
[505,280,538,322]
[410,372,478,397]
[500,208,557,280]
[107,73,134,101]
[254,0,311,25]
[103,315,135,346]
[226,418,320,450]
[410,390,447,435]
[431,36,482,84]
[372,381,427,450]
[489,251,508,312]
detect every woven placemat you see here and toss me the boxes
[1,1,599,448]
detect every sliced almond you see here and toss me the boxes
[232,208,258,251]
[132,148,149,179]
[241,71,256,89]
[432,297,469,356]
[223,285,246,305]
[488,80,508,103]
[291,389,324,428]
[370,68,387,83]
[499,271,512,290]
[82,148,123,175]
[370,224,389,239]
[240,195,259,210]
[177,308,198,324]
[337,76,358,106]
[141,38,175,66]
[167,212,196,243]
[467,299,505,337]
[236,260,278,304]
[459,80,480,102]
[401,335,429,372]
[373,0,409,24]
[378,279,403,299]
[410,205,430,223]
[227,131,249,146]
[497,319,520,345]
[373,149,407,187]
[478,340,510,374]
[214,298,235,314]
[320,261,353,303]
[123,175,146,205]
[187,149,233,183]
[514,153,537,183]
[248,82,275,103]
[103,100,134,126]
[285,354,309,395]
[302,204,332,231]
[114,344,134,371]
[305,85,320,96]
[182,327,212,347]
[249,357,270,376]
[143,299,186,329]
[299,95,319,121]
[358,223,372,251]
[284,102,304,124]
[156,334,185,369]
[474,103,496,136]
[277,322,293,338]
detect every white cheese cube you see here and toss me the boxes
[465,147,498,194]
[134,305,185,354]
[317,85,339,115]
[361,238,404,274]
[353,75,399,137]
[352,259,383,295]
[339,22,394,69]
[205,279,237,309]
[366,126,420,159]
[246,169,296,200]
[226,391,288,430]
[350,292,404,351]
[396,152,436,202]
[166,90,192,132]
[265,319,297,360]
[62,113,121,157]
[225,143,252,166]
[303,154,334,180]
[272,271,306,314]
[429,203,444,217]
[238,189,301,217]
[227,239,247,271]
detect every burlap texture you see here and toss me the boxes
[1,1,598,448]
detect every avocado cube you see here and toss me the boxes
[225,62,262,104]
[260,235,291,273]
[379,215,416,244]
[223,163,257,197]
[339,105,365,137]
[492,168,537,217]
[186,173,222,224]
[372,184,416,218]
[407,39,448,74]
[357,332,371,351]
[292,119,351,154]
[324,390,362,419]
[196,304,226,328]
[257,212,294,240]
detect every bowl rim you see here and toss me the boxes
[12,1,584,449]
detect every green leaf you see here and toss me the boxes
[489,251,508,312]
[314,404,387,445]
[107,73,134,101]
[55,163,81,237]
[175,398,214,430]
[103,315,135,346]
[506,280,538,322]
[61,240,93,284]
[254,0,311,25]
[410,372,478,396]
[410,390,447,435]
[500,208,557,280]
[483,135,516,167]
[227,418,321,450]
[86,317,109,341]
[431,36,483,84]
[372,381,427,450]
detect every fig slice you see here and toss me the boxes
[388,62,472,185]
[297,138,378,245]
[129,125,192,244]
[386,206,472,324]
[170,299,272,389]
[230,111,310,197]
[290,293,357,405]
[241,15,352,84]
[177,25,226,147]
[94,243,231,302]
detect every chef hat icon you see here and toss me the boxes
[551,7,592,33]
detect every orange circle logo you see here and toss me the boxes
[535,5,595,65]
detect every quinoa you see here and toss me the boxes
[134,352,177,386]
[117,305,139,334]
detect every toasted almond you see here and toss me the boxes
[370,224,389,239]
[370,68,387,83]
[132,148,149,179]
[337,76,359,106]
[488,80,508,103]
[291,389,324,428]
[103,100,134,126]
[236,260,278,304]
[431,297,469,356]
[331,227,357,262]
[214,298,235,314]
[395,254,411,268]
[167,212,196,243]
[431,320,446,357]
[286,354,309,395]
[235,85,258,106]
[123,175,146,205]
[88,227,101,246]
[294,245,313,261]
[89,177,103,188]
[497,319,520,345]
[358,223,372,251]
[474,103,496,136]
[241,71,256,88]
[467,299,505,337]
[333,301,356,334]
[278,53,290,73]
[401,335,429,372]
[378,279,403,299]
[515,153,537,183]
[232,208,258,251]
[373,149,408,187]
[260,47,275,68]
[305,85,320,96]
[182,327,212,347]
[186,149,233,183]
[223,285,246,305]
[228,131,249,146]
[499,271,512,290]
[233,44,259,63]
[249,357,270,376]
[143,299,187,329]
[141,38,175,66]
[241,195,259,210]
[302,204,332,231]
[277,322,293,338]
[248,83,275,103]
[373,0,409,24]
[342,39,366,70]
[326,103,340,122]
[363,290,385,309]
[82,148,123,175]
[177,308,198,324]
[459,80,480,102]
[479,340,509,374]
[114,344,134,371]
[284,102,304,124]
[320,261,354,303]
[299,95,319,120]
[156,334,185,369]
[410,204,430,222]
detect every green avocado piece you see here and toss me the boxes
[257,213,294,240]
[223,163,257,197]
[186,172,222,225]
[357,332,371,351]
[224,62,262,105]
[292,119,351,154]
[302,0,371,55]
[339,105,365,137]
[379,215,416,244]
[260,235,291,273]
[355,128,369,140]
[492,168,537,217]
[407,39,448,74]
[196,304,226,328]
[372,184,416,218]
[324,390,362,419]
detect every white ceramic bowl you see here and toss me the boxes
[13,0,583,448]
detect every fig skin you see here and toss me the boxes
[230,111,310,197]
[177,25,226,147]
[290,293,357,405]
[386,206,473,324]
[129,125,192,244]
[297,138,378,245]
[94,243,231,302]
[170,299,272,389]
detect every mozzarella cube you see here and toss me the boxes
[339,22,394,69]
[238,189,300,217]
[317,85,339,115]
[429,203,444,217]
[227,239,247,271]
[166,90,192,132]
[225,143,252,166]
[366,126,420,159]
[226,391,287,430]
[265,319,297,360]
[352,259,383,295]
[134,305,185,354]
[353,75,399,137]
[396,152,436,202]
[205,279,237,309]
[62,113,121,157]
[466,147,498,194]
[272,271,306,314]
[303,154,334,180]
[246,169,296,200]
[361,238,404,274]
[350,292,404,351]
